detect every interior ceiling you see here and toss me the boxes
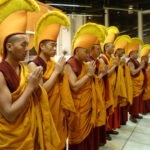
[39,0,150,40]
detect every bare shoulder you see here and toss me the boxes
[100,58,105,64]
[0,72,7,88]
[28,62,38,72]
[64,63,73,72]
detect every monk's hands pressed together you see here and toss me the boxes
[140,60,145,69]
[98,64,108,80]
[87,60,96,77]
[120,58,126,67]
[113,56,119,66]
[101,64,108,75]
[54,56,66,74]
[27,66,43,90]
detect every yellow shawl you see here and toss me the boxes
[0,63,60,150]
[43,58,76,150]
[94,61,106,127]
[68,62,97,144]
[143,64,150,101]
[131,71,144,98]
[114,64,133,107]
[101,54,115,112]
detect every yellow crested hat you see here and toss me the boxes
[26,1,62,49]
[125,37,144,57]
[101,26,119,52]
[104,26,119,44]
[72,23,105,52]
[114,35,131,54]
[140,44,150,58]
[94,24,108,45]
[34,11,70,54]
[0,0,40,59]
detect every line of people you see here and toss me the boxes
[0,0,150,150]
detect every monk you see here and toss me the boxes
[113,35,133,125]
[142,64,150,113]
[127,48,145,123]
[65,23,104,150]
[0,1,60,149]
[87,43,108,149]
[100,43,119,140]
[114,48,132,125]
[139,45,150,114]
[28,11,76,150]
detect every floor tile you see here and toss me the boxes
[129,132,150,146]
[100,136,126,150]
[123,141,150,150]
[138,118,150,128]
[135,124,150,135]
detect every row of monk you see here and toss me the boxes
[0,0,150,150]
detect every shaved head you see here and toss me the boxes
[4,34,27,56]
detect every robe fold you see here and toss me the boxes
[87,56,107,149]
[30,56,76,150]
[0,61,60,150]
[101,54,121,130]
[114,64,133,125]
[127,58,144,117]
[67,56,96,150]
[140,64,150,113]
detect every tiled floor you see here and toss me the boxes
[100,113,150,150]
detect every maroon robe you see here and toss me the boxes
[28,56,47,74]
[0,61,20,93]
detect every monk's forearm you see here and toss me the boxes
[108,65,117,76]
[5,85,35,122]
[71,74,90,92]
[43,71,59,92]
[130,67,142,75]
[98,73,105,80]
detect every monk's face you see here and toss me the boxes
[6,34,29,61]
[76,47,89,61]
[90,45,101,58]
[141,56,148,63]
[130,51,138,59]
[106,43,114,55]
[41,40,57,57]
[116,48,124,58]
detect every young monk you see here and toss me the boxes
[126,38,145,123]
[0,0,59,149]
[100,26,120,140]
[113,35,133,125]
[28,11,76,150]
[65,23,105,150]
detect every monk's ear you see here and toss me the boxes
[39,42,45,51]
[6,42,13,53]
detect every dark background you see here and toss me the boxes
[39,0,150,42]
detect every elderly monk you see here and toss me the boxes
[100,26,120,140]
[0,0,60,149]
[65,23,105,150]
[28,11,76,150]
[139,45,150,114]
[126,38,145,123]
[113,35,133,125]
